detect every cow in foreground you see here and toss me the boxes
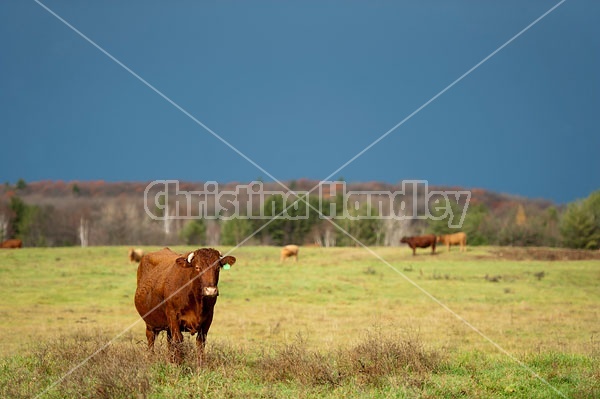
[280,245,299,263]
[134,247,236,366]
[437,232,467,252]
[128,248,144,263]
[1,239,22,249]
[400,235,437,256]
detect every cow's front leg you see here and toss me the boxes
[167,318,184,364]
[196,331,207,367]
[196,315,214,368]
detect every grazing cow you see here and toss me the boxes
[437,232,467,252]
[0,239,22,249]
[280,245,299,263]
[128,248,144,263]
[134,247,236,366]
[400,235,437,256]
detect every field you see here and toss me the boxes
[0,245,598,398]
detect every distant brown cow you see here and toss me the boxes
[280,245,299,263]
[437,232,467,252]
[134,247,236,366]
[400,235,437,256]
[0,239,22,249]
[128,248,144,263]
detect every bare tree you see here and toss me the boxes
[205,220,220,246]
[310,221,336,247]
[0,214,7,242]
[383,212,411,247]
[79,217,90,247]
[323,227,335,247]
[163,199,170,235]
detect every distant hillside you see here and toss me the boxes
[0,179,555,207]
[0,179,559,248]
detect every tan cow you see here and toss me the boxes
[128,248,144,263]
[280,245,299,263]
[0,239,22,249]
[437,232,467,252]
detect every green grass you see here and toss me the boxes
[0,245,598,398]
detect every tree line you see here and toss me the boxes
[0,180,598,250]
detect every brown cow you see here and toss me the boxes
[0,239,22,249]
[437,232,467,252]
[280,245,299,263]
[400,235,437,256]
[134,247,236,366]
[128,248,144,263]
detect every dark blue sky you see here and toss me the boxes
[1,1,598,203]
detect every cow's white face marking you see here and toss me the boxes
[187,252,194,263]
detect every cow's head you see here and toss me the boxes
[400,236,409,243]
[176,248,236,298]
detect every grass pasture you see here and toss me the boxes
[0,245,598,398]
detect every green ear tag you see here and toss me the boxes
[223,263,231,270]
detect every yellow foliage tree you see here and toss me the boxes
[515,204,527,226]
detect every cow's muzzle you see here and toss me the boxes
[203,286,219,297]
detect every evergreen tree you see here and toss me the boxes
[9,196,28,237]
[262,194,321,245]
[336,202,382,246]
[427,200,489,245]
[180,219,206,245]
[560,191,600,249]
[9,196,47,246]
[221,218,254,246]
[16,179,27,190]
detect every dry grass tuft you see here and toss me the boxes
[345,331,441,387]
[2,328,595,398]
[257,335,343,387]
[5,330,152,399]
[254,331,442,389]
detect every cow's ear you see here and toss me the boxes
[220,256,236,267]
[176,257,192,268]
